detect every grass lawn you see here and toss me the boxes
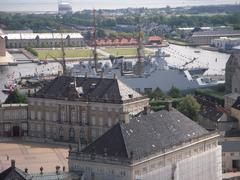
[102,47,153,56]
[35,48,95,59]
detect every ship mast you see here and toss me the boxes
[137,16,145,62]
[46,23,67,76]
[60,33,67,75]
[92,9,98,73]
[133,15,145,76]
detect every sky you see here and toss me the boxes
[0,0,239,11]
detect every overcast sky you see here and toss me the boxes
[0,0,238,11]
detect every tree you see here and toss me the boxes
[148,87,165,100]
[4,90,27,104]
[97,29,107,38]
[168,86,181,98]
[177,95,200,121]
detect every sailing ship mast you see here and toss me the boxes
[92,9,98,73]
[134,16,145,76]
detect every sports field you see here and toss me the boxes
[35,48,95,59]
[102,47,153,56]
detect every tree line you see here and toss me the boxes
[1,11,240,32]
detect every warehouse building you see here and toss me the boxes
[188,30,240,45]
[0,33,84,48]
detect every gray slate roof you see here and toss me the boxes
[232,97,240,110]
[0,167,32,180]
[221,141,240,152]
[192,30,240,37]
[81,109,209,160]
[34,76,143,104]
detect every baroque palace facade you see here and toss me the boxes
[0,76,149,145]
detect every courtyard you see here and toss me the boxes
[0,141,69,174]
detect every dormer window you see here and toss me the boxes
[128,94,133,99]
[90,83,96,89]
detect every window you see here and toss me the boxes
[92,116,96,126]
[59,127,64,137]
[37,124,41,131]
[150,164,156,170]
[231,153,235,156]
[71,110,76,123]
[46,126,50,132]
[142,167,147,173]
[82,112,86,124]
[108,118,112,127]
[30,124,35,131]
[69,127,75,139]
[4,123,11,131]
[53,112,57,121]
[99,117,103,126]
[134,170,140,176]
[61,110,66,122]
[45,112,50,121]
[37,111,41,120]
[31,111,35,119]
[21,123,28,131]
[91,129,96,138]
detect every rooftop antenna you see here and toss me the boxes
[92,8,98,73]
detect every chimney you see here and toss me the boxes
[28,89,31,96]
[11,160,15,168]
[122,112,130,124]
[143,106,150,115]
[25,168,28,174]
[166,100,173,111]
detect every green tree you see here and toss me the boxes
[177,95,200,121]
[97,29,107,38]
[25,46,38,57]
[4,90,27,104]
[148,87,165,100]
[168,86,181,98]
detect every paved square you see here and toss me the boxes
[0,141,69,174]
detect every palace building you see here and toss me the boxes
[26,75,148,144]
[69,108,222,180]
